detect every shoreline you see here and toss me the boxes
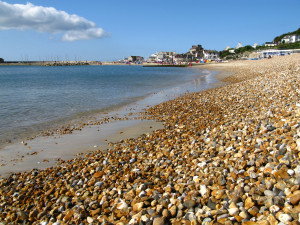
[0,67,227,178]
[1,55,299,224]
[0,65,210,150]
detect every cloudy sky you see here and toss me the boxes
[0,0,299,61]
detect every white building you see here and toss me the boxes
[203,50,220,60]
[281,34,300,44]
[264,42,276,47]
[260,49,296,58]
[148,52,176,62]
[236,42,243,49]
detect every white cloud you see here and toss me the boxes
[0,1,109,41]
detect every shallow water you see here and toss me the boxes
[0,65,217,147]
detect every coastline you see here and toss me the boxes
[1,54,299,224]
[0,66,223,177]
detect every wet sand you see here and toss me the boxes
[0,120,163,177]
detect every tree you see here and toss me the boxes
[0,58,4,63]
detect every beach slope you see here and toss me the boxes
[0,54,299,224]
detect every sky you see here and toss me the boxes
[0,0,299,61]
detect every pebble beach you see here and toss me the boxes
[0,54,300,224]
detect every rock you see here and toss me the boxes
[133,202,144,212]
[248,206,259,216]
[87,216,94,223]
[278,213,292,223]
[93,171,104,178]
[207,198,216,210]
[200,185,207,197]
[183,200,196,209]
[290,193,300,205]
[228,207,239,216]
[245,197,255,210]
[270,205,280,213]
[153,216,166,225]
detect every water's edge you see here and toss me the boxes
[0,67,219,150]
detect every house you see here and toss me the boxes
[260,49,294,58]
[189,45,204,59]
[148,54,157,63]
[127,56,144,63]
[148,52,176,63]
[281,34,300,44]
[174,54,185,63]
[264,42,277,47]
[203,50,220,60]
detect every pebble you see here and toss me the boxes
[0,54,299,224]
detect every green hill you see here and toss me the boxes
[273,28,300,43]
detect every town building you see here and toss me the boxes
[203,50,219,60]
[281,34,300,44]
[173,54,185,63]
[249,49,300,59]
[189,45,204,60]
[189,45,220,61]
[147,52,176,63]
[264,42,277,47]
[127,56,144,63]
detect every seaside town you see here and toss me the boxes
[0,21,300,225]
[1,30,300,66]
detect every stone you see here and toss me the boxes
[290,193,300,205]
[245,197,255,210]
[183,200,196,209]
[278,213,292,223]
[87,216,94,223]
[153,217,166,225]
[133,202,144,212]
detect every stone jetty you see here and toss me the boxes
[0,54,299,224]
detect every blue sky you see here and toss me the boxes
[0,0,299,61]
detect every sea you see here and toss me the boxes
[0,65,219,148]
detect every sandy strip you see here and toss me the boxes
[0,119,163,178]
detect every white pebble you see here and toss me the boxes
[278,213,292,223]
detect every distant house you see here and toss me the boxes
[203,50,220,60]
[128,56,144,62]
[174,54,185,63]
[189,45,204,59]
[148,54,157,62]
[264,42,277,47]
[148,52,176,63]
[281,34,300,44]
[260,49,294,58]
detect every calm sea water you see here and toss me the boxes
[0,65,217,147]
